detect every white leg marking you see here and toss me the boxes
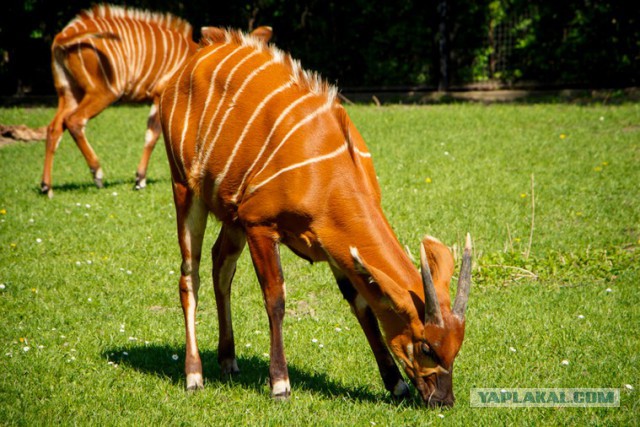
[144,128,155,147]
[94,167,104,181]
[271,379,291,396]
[186,372,203,390]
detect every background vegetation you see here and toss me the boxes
[1,102,638,424]
[1,0,639,96]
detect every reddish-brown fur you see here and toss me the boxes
[160,28,471,406]
[41,5,272,197]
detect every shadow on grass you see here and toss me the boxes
[32,177,168,195]
[103,344,420,407]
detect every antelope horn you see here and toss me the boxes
[420,241,444,327]
[452,233,472,320]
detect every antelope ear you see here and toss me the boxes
[250,26,273,43]
[200,27,226,44]
[350,247,415,316]
[421,236,455,290]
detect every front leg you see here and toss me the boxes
[332,267,410,400]
[173,183,208,390]
[245,225,290,399]
[135,100,162,190]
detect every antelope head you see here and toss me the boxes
[407,233,472,407]
[350,234,472,407]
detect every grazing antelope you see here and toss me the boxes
[160,28,472,407]
[41,4,272,197]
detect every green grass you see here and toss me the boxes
[1,103,638,425]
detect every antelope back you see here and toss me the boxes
[53,4,196,100]
[160,29,377,223]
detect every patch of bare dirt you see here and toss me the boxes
[0,124,46,147]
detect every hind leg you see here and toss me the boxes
[211,224,246,375]
[245,225,290,399]
[63,91,116,188]
[41,90,79,197]
[134,99,162,190]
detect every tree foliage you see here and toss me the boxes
[0,0,638,96]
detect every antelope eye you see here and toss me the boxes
[421,342,431,356]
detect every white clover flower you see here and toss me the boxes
[509,347,517,353]
[36,238,42,243]
[625,384,634,390]
[23,346,30,352]
[561,360,569,366]
[577,314,585,319]
[312,338,318,343]
[172,354,179,361]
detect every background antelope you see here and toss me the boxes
[160,28,472,407]
[41,5,272,197]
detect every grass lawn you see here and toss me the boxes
[0,102,638,425]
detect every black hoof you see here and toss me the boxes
[40,183,53,198]
[272,391,290,401]
[186,383,204,392]
[134,173,146,190]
